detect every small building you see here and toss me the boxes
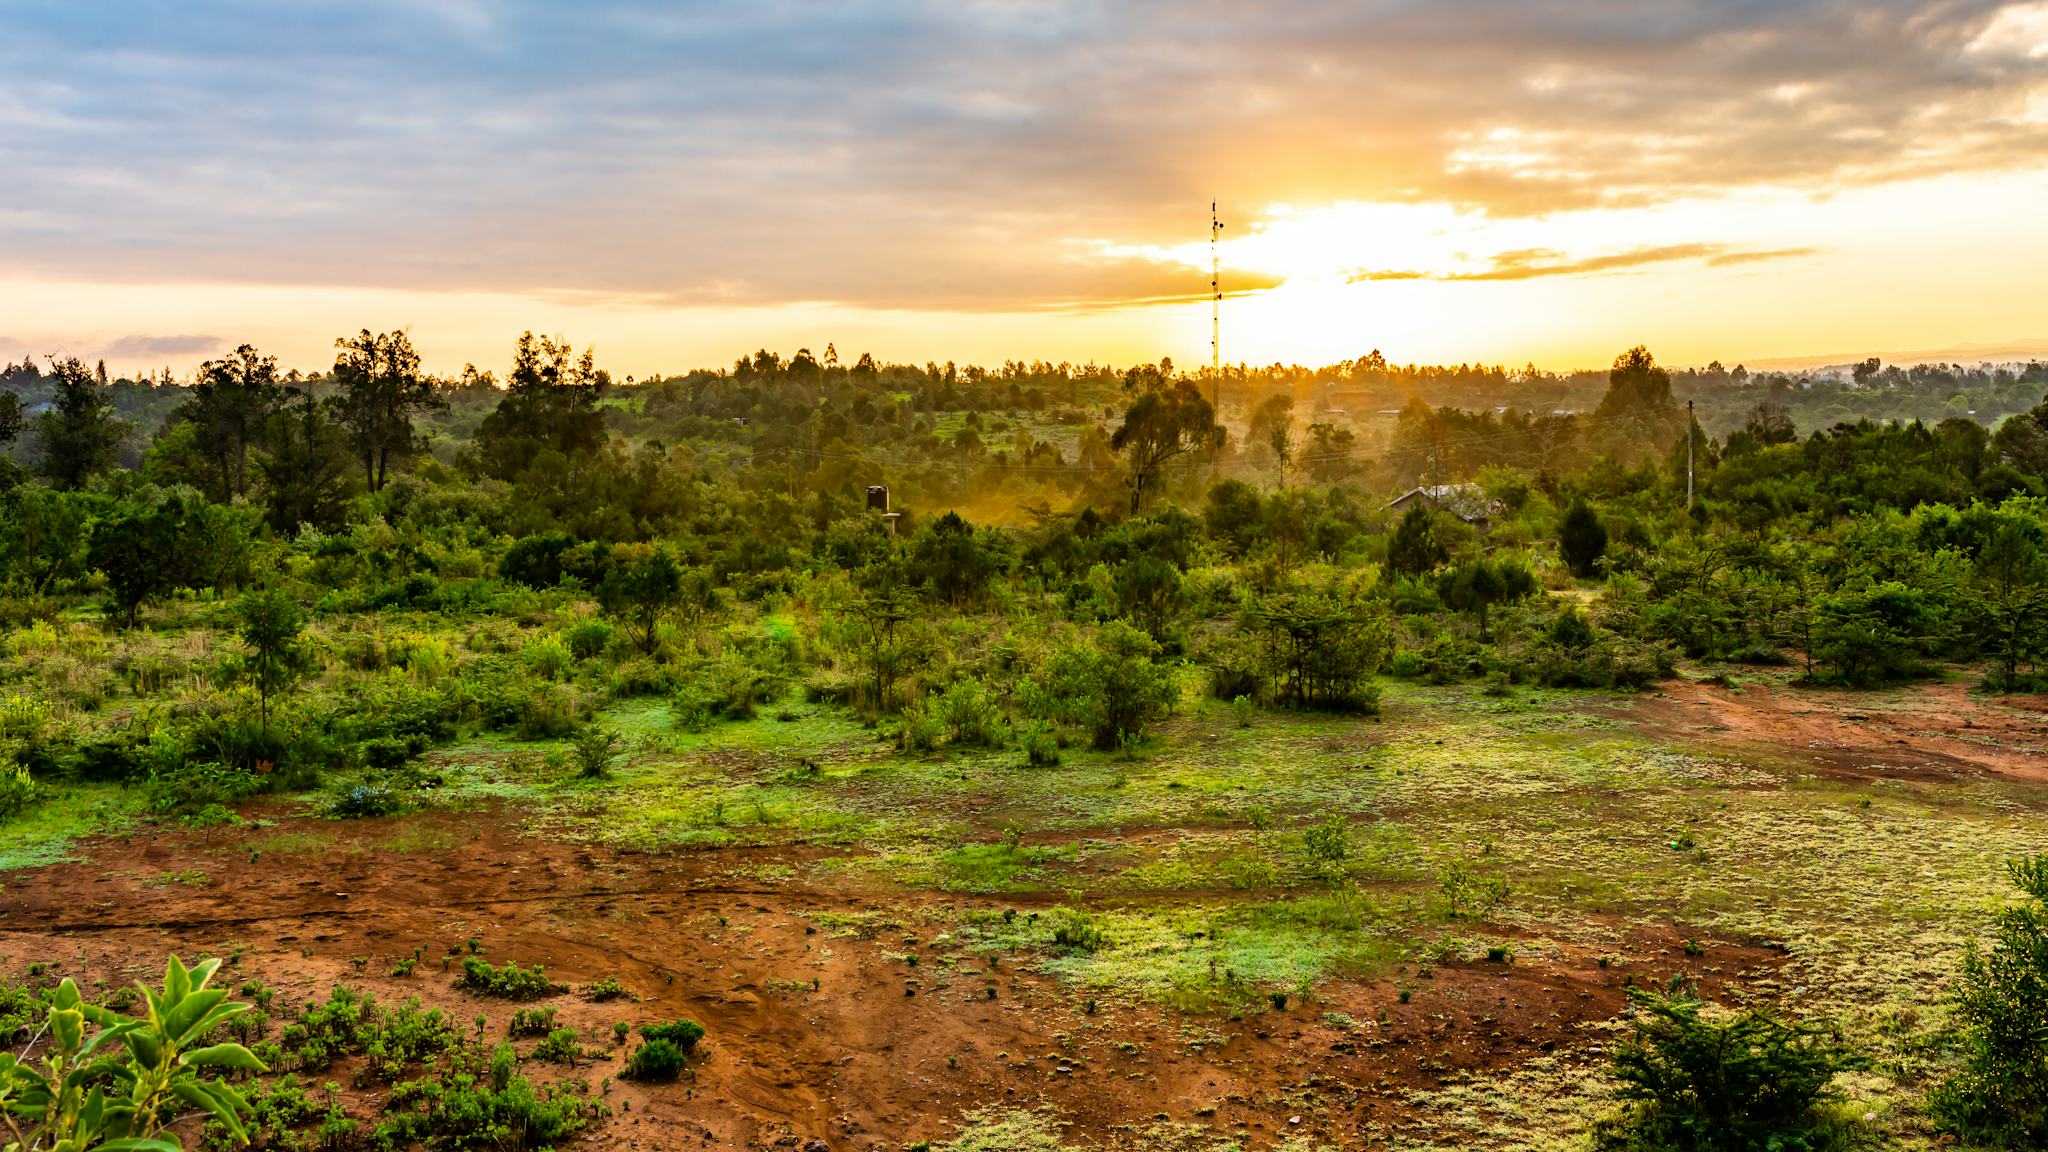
[1386,484,1504,528]
[866,485,902,534]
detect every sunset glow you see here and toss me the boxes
[6,1,2048,376]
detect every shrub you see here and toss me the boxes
[456,957,561,1000]
[1301,817,1348,873]
[1530,630,1674,690]
[640,1019,705,1053]
[930,677,1004,747]
[1019,721,1060,768]
[1592,979,1857,1152]
[0,757,35,818]
[563,619,614,660]
[582,976,627,1002]
[1239,582,1392,711]
[802,669,858,705]
[517,683,587,739]
[621,1019,705,1081]
[1029,620,1176,751]
[327,784,402,819]
[146,761,265,817]
[532,1026,581,1064]
[571,725,621,779]
[1049,910,1103,954]
[374,1041,603,1148]
[507,1006,558,1037]
[359,735,423,771]
[1439,859,1510,919]
[623,1036,688,1081]
[1931,854,2048,1145]
[522,636,573,681]
[672,654,781,731]
[1560,496,1609,577]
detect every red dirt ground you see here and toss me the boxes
[1611,675,2048,785]
[1,803,1781,1150]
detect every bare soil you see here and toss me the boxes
[1,803,1781,1150]
[1611,675,2048,785]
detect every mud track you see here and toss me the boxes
[2,803,1779,1150]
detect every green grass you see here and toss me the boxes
[0,783,144,870]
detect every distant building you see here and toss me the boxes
[1386,484,1504,528]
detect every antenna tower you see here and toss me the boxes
[1210,200,1223,405]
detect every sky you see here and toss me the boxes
[4,0,2048,379]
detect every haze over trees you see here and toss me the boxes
[6,330,2048,1148]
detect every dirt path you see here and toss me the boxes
[0,805,1776,1150]
[1609,675,2048,785]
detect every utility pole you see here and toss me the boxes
[1211,201,1223,408]
[1686,398,1695,512]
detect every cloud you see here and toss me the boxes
[1348,243,1817,282]
[99,333,223,359]
[0,2,2040,312]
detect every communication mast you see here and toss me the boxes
[1211,201,1223,406]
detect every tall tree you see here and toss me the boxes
[181,344,285,500]
[1972,513,2048,692]
[1385,504,1448,577]
[256,390,359,533]
[88,498,185,627]
[1559,496,1609,578]
[1248,394,1295,480]
[236,585,307,732]
[596,547,685,655]
[34,356,128,489]
[1109,365,1223,514]
[332,329,444,491]
[1592,346,1686,464]
[473,331,609,481]
[0,389,22,447]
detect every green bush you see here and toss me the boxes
[1049,910,1103,954]
[456,957,561,1000]
[1931,854,2048,1146]
[571,725,621,779]
[522,635,573,681]
[929,677,1004,747]
[1028,620,1175,751]
[623,1036,688,1082]
[563,619,614,660]
[1591,979,1858,1152]
[517,682,587,739]
[327,784,402,819]
[0,757,35,818]
[622,1019,705,1082]
[802,669,858,705]
[374,1041,604,1148]
[672,654,781,730]
[507,1006,558,1037]
[532,1026,581,1064]
[146,760,265,817]
[639,1019,705,1053]
[1019,721,1060,767]
[1240,582,1392,711]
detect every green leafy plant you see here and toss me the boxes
[0,955,267,1149]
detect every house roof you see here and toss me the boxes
[1387,484,1504,523]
